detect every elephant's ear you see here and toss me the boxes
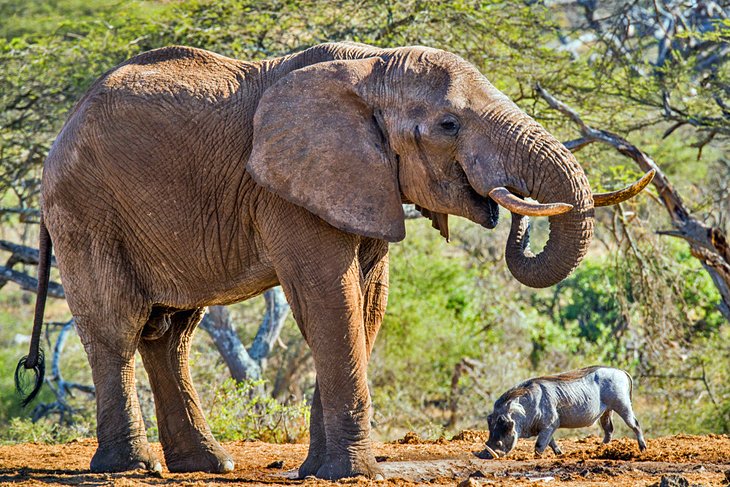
[247,58,405,242]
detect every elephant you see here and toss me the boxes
[15,42,652,480]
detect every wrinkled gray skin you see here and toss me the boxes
[29,41,604,481]
[481,366,647,458]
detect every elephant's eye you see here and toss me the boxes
[439,116,460,136]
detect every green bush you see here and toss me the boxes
[0,416,93,444]
[205,379,309,443]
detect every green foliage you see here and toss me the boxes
[0,416,93,444]
[375,221,491,386]
[205,379,309,443]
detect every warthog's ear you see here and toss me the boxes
[487,414,493,427]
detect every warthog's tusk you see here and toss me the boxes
[593,169,656,207]
[481,445,499,459]
[488,187,573,217]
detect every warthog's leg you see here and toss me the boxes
[534,424,558,456]
[615,405,647,451]
[548,437,562,455]
[600,410,614,443]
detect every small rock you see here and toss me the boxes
[654,474,690,487]
[458,478,480,487]
[375,455,389,463]
[469,470,487,478]
[266,460,284,469]
[397,431,422,444]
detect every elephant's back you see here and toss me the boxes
[41,46,269,305]
[44,46,258,181]
[100,46,254,102]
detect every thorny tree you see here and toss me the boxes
[543,0,729,319]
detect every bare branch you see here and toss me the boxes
[249,287,290,363]
[0,266,65,299]
[0,240,58,267]
[32,319,95,424]
[200,306,262,382]
[536,83,730,320]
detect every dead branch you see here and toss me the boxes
[0,240,58,267]
[0,265,65,299]
[446,357,490,429]
[200,287,291,383]
[536,83,730,321]
[200,306,263,382]
[0,239,63,296]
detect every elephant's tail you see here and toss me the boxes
[15,217,51,407]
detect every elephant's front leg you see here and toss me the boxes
[298,238,389,479]
[299,276,379,479]
[298,381,326,477]
[269,243,379,478]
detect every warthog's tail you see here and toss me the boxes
[15,217,52,407]
[623,369,633,400]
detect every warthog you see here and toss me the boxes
[478,366,647,458]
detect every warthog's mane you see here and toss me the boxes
[537,365,604,383]
[495,366,605,406]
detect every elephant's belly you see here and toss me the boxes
[146,259,280,309]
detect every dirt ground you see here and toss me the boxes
[1,432,729,486]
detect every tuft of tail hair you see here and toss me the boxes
[15,350,45,407]
[15,217,52,407]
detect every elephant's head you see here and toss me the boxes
[248,46,651,288]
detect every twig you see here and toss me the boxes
[0,266,65,299]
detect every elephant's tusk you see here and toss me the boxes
[593,169,655,207]
[481,445,500,459]
[488,187,573,217]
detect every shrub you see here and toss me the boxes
[205,379,309,443]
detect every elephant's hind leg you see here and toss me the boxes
[138,308,234,473]
[74,315,160,473]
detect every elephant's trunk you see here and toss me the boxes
[503,126,594,288]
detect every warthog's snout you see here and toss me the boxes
[474,445,500,459]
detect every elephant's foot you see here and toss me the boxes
[90,440,162,473]
[297,450,325,478]
[164,444,234,473]
[314,451,383,480]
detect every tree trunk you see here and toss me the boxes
[199,287,291,382]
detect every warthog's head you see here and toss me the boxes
[479,411,519,459]
[476,393,527,459]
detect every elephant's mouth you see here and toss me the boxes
[456,162,499,229]
[481,196,500,229]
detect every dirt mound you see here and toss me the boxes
[0,434,728,486]
[451,429,490,443]
[393,431,449,445]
